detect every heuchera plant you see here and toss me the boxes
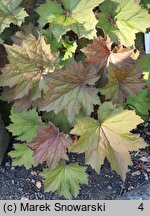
[0,0,150,199]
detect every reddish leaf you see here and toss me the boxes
[82,36,134,68]
[38,60,100,123]
[100,63,146,103]
[28,123,71,168]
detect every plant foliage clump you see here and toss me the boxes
[0,0,150,199]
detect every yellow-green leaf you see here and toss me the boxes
[40,163,88,199]
[8,144,36,169]
[36,0,104,41]
[97,0,150,46]
[69,102,147,180]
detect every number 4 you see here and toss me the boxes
[138,203,144,211]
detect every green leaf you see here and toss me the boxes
[40,163,88,199]
[36,0,104,41]
[43,29,63,53]
[143,72,150,86]
[125,90,150,120]
[0,37,3,44]
[139,54,150,73]
[42,110,71,133]
[69,102,147,180]
[39,60,100,123]
[7,109,43,142]
[138,54,150,86]
[0,0,28,33]
[62,40,77,60]
[97,0,150,46]
[141,0,150,11]
[8,143,36,168]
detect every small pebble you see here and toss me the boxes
[36,181,42,189]
[144,122,148,127]
[128,186,134,191]
[131,171,141,176]
[31,170,38,176]
[146,168,150,172]
[143,172,149,181]
[21,197,29,200]
[5,162,10,167]
[31,179,35,183]
[140,156,150,162]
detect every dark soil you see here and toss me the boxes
[0,121,150,200]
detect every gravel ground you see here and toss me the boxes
[0,120,150,200]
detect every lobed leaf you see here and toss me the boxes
[7,109,43,142]
[0,0,28,33]
[28,123,72,168]
[125,90,150,120]
[8,144,36,169]
[82,36,134,68]
[11,23,39,45]
[69,102,147,180]
[100,63,146,103]
[39,60,101,123]
[138,54,150,73]
[0,33,59,111]
[42,110,71,133]
[62,41,77,60]
[36,0,104,41]
[40,162,88,199]
[97,0,150,46]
